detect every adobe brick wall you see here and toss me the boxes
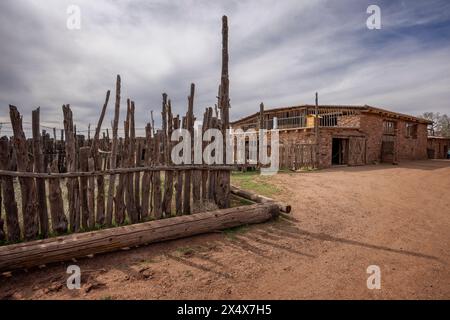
[428,138,450,159]
[359,114,428,163]
[337,115,360,127]
[277,127,364,168]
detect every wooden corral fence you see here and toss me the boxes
[279,143,317,170]
[0,16,234,244]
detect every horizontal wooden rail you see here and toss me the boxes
[0,202,279,272]
[0,165,236,179]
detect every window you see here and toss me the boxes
[406,123,417,139]
[383,120,396,135]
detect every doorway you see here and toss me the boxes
[332,138,348,165]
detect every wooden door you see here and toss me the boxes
[348,137,366,166]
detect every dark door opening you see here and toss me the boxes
[332,138,348,165]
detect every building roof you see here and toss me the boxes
[230,104,433,125]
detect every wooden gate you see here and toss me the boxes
[348,137,366,166]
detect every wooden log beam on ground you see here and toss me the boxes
[230,185,291,214]
[0,202,279,273]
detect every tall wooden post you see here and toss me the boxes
[315,92,320,168]
[10,105,39,240]
[183,84,195,214]
[32,107,49,237]
[0,137,20,241]
[106,75,121,226]
[216,15,231,209]
[63,104,80,232]
[91,90,110,225]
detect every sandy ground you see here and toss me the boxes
[1,160,449,300]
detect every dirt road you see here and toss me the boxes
[1,160,449,299]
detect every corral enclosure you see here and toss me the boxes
[0,17,235,245]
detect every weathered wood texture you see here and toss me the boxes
[230,185,291,213]
[0,202,279,272]
[0,137,20,242]
[9,105,39,240]
[32,107,49,237]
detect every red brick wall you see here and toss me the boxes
[359,114,428,163]
[427,138,450,159]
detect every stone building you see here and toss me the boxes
[427,136,450,159]
[230,104,431,169]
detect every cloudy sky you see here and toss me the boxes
[0,0,449,136]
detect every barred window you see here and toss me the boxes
[383,120,396,135]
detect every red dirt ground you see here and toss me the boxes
[1,160,449,300]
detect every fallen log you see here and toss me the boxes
[0,202,279,272]
[230,185,291,214]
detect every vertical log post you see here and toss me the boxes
[217,15,231,209]
[173,116,183,215]
[183,84,195,214]
[106,75,121,226]
[32,107,49,237]
[87,158,96,229]
[126,100,137,223]
[63,104,80,232]
[153,131,162,218]
[0,181,3,241]
[201,109,209,201]
[141,123,152,219]
[79,147,90,229]
[48,160,68,234]
[163,97,174,216]
[315,92,320,169]
[9,105,39,240]
[91,90,110,225]
[0,137,20,241]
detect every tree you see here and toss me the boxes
[420,112,450,137]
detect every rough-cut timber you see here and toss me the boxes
[48,160,68,234]
[91,90,110,225]
[106,75,121,226]
[230,185,291,214]
[217,15,231,209]
[9,105,39,240]
[0,202,279,272]
[63,104,80,232]
[0,137,20,242]
[32,107,49,237]
[183,84,195,214]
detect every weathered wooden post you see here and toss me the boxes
[106,75,121,226]
[153,130,162,218]
[141,123,153,219]
[183,84,195,214]
[79,147,90,229]
[48,160,68,234]
[162,95,174,216]
[217,15,231,209]
[32,107,49,237]
[126,100,137,223]
[315,92,320,169]
[91,90,110,225]
[63,104,80,232]
[0,137,20,241]
[9,105,39,240]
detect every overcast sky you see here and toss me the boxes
[0,0,449,136]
